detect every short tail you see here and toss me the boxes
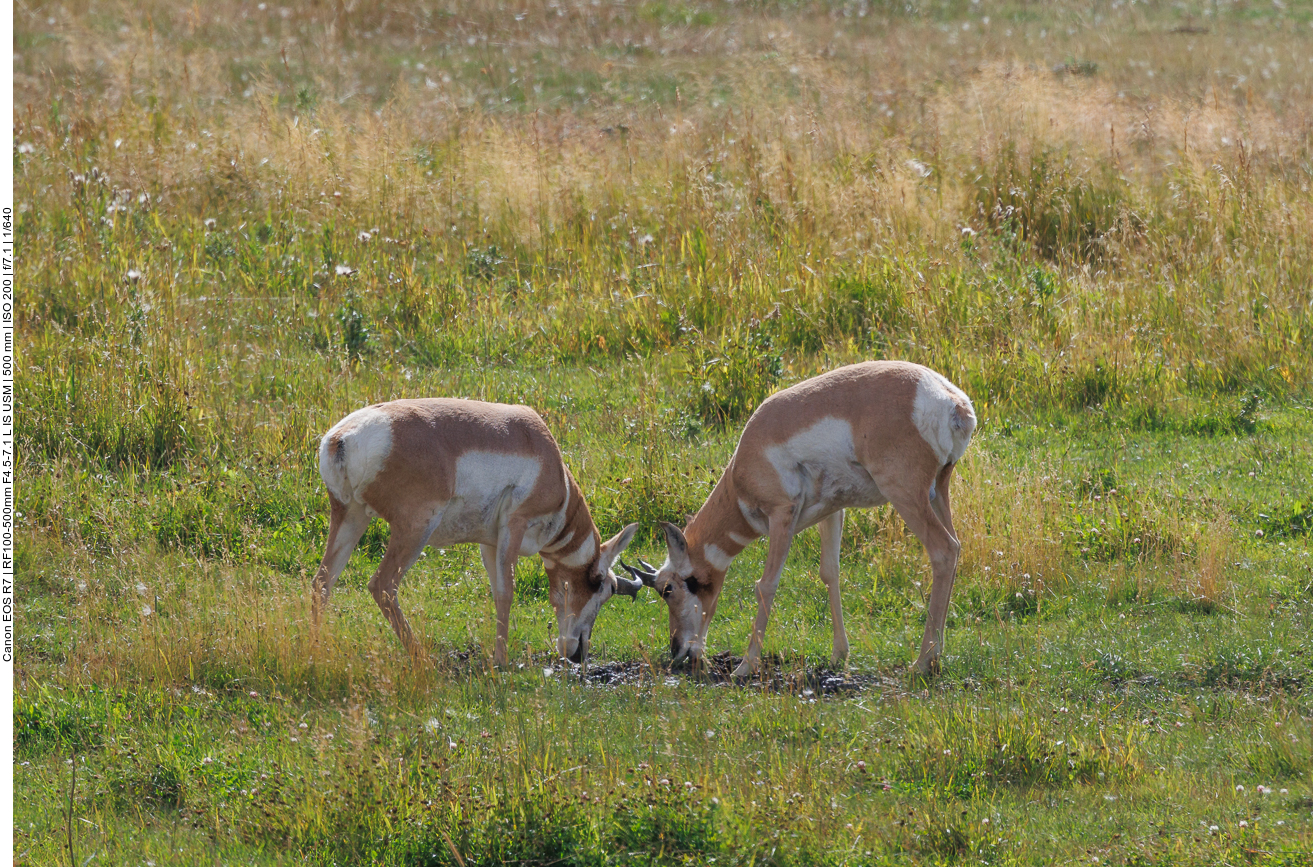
[318,431,352,504]
[948,399,976,464]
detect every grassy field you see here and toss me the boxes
[13,0,1313,863]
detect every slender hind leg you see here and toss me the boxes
[929,462,959,543]
[368,522,434,658]
[312,497,370,624]
[817,509,849,668]
[875,462,961,676]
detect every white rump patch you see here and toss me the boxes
[702,543,734,573]
[556,533,597,569]
[319,406,393,504]
[911,370,975,466]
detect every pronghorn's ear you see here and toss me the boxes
[598,523,639,574]
[661,521,693,576]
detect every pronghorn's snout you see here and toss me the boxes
[558,630,587,664]
[669,636,704,667]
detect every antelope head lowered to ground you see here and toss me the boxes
[623,361,975,677]
[312,398,642,666]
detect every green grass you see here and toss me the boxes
[14,0,1313,863]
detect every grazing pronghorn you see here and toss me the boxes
[312,399,642,666]
[623,361,975,677]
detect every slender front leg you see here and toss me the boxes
[479,543,497,586]
[817,509,848,667]
[488,520,526,668]
[312,498,371,626]
[732,509,797,679]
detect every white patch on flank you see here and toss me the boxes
[728,531,755,547]
[702,543,734,573]
[420,451,544,547]
[912,370,975,465]
[319,406,393,504]
[453,451,542,515]
[556,533,597,569]
[764,417,858,499]
[759,417,882,530]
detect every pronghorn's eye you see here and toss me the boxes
[660,583,674,599]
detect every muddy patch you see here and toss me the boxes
[570,651,897,698]
[429,645,921,699]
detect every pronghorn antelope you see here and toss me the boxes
[623,361,975,677]
[312,399,642,666]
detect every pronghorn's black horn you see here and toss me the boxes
[620,558,658,588]
[638,557,658,574]
[614,571,644,601]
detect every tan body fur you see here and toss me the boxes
[312,399,638,666]
[650,361,975,677]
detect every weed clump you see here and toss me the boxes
[337,290,373,361]
[973,144,1131,263]
[897,706,1142,795]
[14,693,104,754]
[682,318,783,430]
[1243,721,1312,781]
[345,787,726,867]
[111,762,186,810]
[1259,499,1313,540]
[20,355,197,470]
[156,492,246,560]
[902,802,1002,860]
[779,265,907,352]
